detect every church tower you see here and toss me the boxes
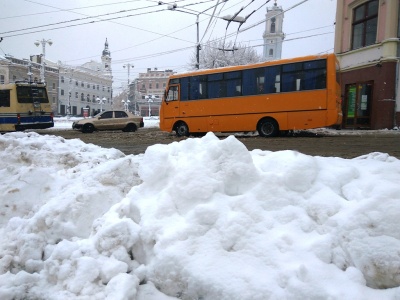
[263,1,285,61]
[101,38,112,74]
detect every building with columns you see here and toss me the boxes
[263,0,285,61]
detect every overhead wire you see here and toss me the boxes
[0,0,144,20]
[2,0,334,73]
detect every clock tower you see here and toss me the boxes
[263,1,285,61]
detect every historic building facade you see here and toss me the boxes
[128,68,175,116]
[0,39,112,117]
[58,39,113,116]
[335,0,400,129]
[0,55,59,112]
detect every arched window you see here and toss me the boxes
[270,17,276,33]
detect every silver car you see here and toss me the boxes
[72,110,144,133]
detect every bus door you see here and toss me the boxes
[344,82,372,128]
[164,84,180,119]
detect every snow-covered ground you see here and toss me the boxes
[0,118,400,299]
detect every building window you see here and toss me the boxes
[156,82,159,89]
[97,85,99,90]
[75,92,78,98]
[0,75,4,84]
[269,49,274,56]
[52,83,56,90]
[76,81,79,86]
[352,0,378,50]
[81,93,84,101]
[87,94,90,102]
[87,83,90,88]
[81,82,84,87]
[61,89,64,96]
[53,97,56,103]
[270,17,276,33]
[61,76,64,83]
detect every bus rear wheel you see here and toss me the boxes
[257,118,279,137]
[175,122,189,137]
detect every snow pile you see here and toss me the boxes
[0,132,400,299]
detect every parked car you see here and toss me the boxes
[72,110,144,133]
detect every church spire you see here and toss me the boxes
[102,38,111,57]
[101,38,112,74]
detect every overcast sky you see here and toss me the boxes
[0,0,336,92]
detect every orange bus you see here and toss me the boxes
[160,53,342,137]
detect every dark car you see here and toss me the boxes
[72,110,144,133]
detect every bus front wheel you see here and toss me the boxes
[257,118,279,137]
[175,122,189,137]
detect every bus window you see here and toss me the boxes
[303,59,326,90]
[0,90,10,107]
[265,66,280,93]
[242,69,257,95]
[180,77,189,101]
[166,85,179,102]
[189,76,200,100]
[282,62,303,92]
[208,73,224,99]
[225,71,242,97]
[199,75,208,99]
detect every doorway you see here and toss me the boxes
[344,82,373,128]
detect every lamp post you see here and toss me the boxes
[34,39,52,83]
[123,63,134,85]
[96,96,106,113]
[67,91,71,118]
[168,1,227,69]
[145,95,155,117]
[122,99,130,112]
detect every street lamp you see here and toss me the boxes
[96,96,106,113]
[122,99,130,112]
[145,95,155,117]
[123,63,134,85]
[34,39,52,83]
[168,1,228,69]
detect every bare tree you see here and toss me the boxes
[188,40,262,70]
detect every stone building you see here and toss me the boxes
[0,39,113,117]
[0,54,59,112]
[58,39,113,116]
[128,68,175,116]
[335,0,400,129]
